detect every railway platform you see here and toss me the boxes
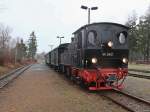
[0,64,127,112]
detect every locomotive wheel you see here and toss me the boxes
[79,79,86,88]
[70,75,76,83]
[75,77,81,85]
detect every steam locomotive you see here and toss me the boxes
[45,22,129,90]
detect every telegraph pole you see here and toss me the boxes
[15,45,18,64]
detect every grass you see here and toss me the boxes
[0,66,11,76]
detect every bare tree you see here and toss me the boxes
[0,24,12,49]
[0,24,12,65]
[9,38,17,49]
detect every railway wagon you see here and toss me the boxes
[46,22,129,91]
[50,43,69,69]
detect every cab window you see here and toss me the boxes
[87,30,97,47]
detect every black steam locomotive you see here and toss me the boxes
[45,22,129,90]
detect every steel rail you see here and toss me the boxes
[128,72,150,79]
[129,69,150,73]
[0,64,32,89]
[113,89,150,105]
[102,94,135,112]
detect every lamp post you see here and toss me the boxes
[81,5,98,24]
[57,36,64,45]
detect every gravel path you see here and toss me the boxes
[0,64,127,112]
[123,76,150,102]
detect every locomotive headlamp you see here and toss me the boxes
[119,33,126,44]
[108,41,113,48]
[122,58,128,64]
[91,58,97,64]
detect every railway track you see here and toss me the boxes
[101,89,150,112]
[128,72,150,79]
[0,64,32,89]
[129,69,150,73]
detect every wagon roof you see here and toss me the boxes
[48,43,70,53]
[59,43,70,48]
[73,22,129,34]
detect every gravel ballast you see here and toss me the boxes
[123,76,150,102]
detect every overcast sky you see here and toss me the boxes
[0,0,150,53]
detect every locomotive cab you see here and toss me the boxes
[80,23,128,69]
[72,22,129,90]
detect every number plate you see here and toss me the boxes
[102,52,114,56]
[107,75,117,81]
